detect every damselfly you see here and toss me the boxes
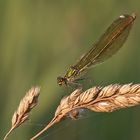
[57,13,136,86]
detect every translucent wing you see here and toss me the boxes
[73,14,136,72]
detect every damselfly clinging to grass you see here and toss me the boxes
[57,13,136,86]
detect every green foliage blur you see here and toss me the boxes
[1,1,140,140]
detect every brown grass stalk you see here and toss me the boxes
[31,83,140,140]
[3,87,40,140]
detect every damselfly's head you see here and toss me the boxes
[57,76,67,86]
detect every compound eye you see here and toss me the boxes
[57,76,65,86]
[58,81,63,86]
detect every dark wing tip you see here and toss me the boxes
[119,13,136,21]
[131,12,136,19]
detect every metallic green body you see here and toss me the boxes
[57,13,136,86]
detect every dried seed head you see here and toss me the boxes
[4,87,40,140]
[31,83,140,140]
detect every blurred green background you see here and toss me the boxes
[1,0,140,140]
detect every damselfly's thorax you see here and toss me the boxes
[57,66,79,86]
[65,66,79,78]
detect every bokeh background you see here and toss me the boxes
[1,0,140,140]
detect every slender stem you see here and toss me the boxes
[3,127,15,140]
[30,117,57,140]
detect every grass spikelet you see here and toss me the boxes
[3,87,40,140]
[31,83,140,140]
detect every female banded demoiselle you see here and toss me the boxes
[57,13,136,86]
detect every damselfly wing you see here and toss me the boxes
[57,13,136,86]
